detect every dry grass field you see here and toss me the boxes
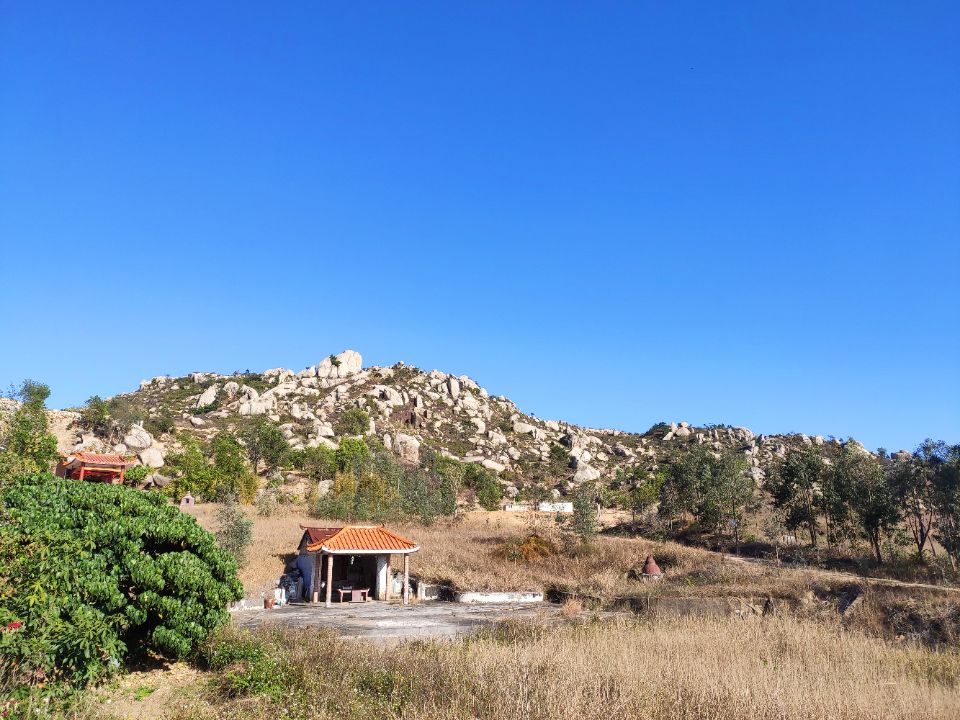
[84,505,960,720]
[95,615,960,720]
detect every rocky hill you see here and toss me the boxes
[38,349,873,503]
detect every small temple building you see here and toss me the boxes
[295,525,420,607]
[55,451,133,484]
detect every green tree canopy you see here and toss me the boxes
[0,379,58,480]
[765,446,826,546]
[240,418,288,475]
[0,474,242,687]
[336,407,370,437]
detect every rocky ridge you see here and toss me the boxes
[29,349,868,502]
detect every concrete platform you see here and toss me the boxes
[232,601,558,643]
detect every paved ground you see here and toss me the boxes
[233,601,558,642]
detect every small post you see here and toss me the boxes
[402,554,410,606]
[325,554,334,608]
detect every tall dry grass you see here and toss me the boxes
[168,615,960,720]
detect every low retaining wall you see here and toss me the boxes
[229,597,265,613]
[454,591,544,604]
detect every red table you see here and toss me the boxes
[337,587,370,603]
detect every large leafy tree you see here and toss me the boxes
[241,418,288,475]
[660,446,754,535]
[890,439,943,560]
[931,443,960,570]
[765,446,826,546]
[834,445,900,563]
[211,431,258,502]
[0,474,242,687]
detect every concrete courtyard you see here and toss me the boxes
[232,600,558,642]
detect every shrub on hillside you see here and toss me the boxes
[496,533,556,563]
[336,407,370,437]
[0,474,243,689]
[216,500,254,566]
[463,463,503,510]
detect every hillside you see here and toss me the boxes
[47,349,870,503]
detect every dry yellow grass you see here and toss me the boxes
[142,615,960,720]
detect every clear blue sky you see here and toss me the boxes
[1,2,957,452]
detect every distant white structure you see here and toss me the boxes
[503,502,573,513]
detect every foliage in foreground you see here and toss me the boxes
[0,474,243,694]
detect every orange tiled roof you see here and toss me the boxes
[301,525,419,554]
[65,452,131,466]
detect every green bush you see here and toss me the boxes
[164,432,258,502]
[463,463,503,510]
[337,407,370,437]
[0,474,243,689]
[144,411,175,437]
[125,464,149,486]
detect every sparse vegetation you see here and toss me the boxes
[215,501,254,567]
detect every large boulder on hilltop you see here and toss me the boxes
[481,458,506,473]
[394,433,421,464]
[239,396,276,416]
[513,420,537,435]
[446,376,461,399]
[315,350,363,379]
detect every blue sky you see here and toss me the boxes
[1,2,957,452]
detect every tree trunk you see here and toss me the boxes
[871,530,883,564]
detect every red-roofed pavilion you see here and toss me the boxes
[296,525,420,607]
[56,452,133,484]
